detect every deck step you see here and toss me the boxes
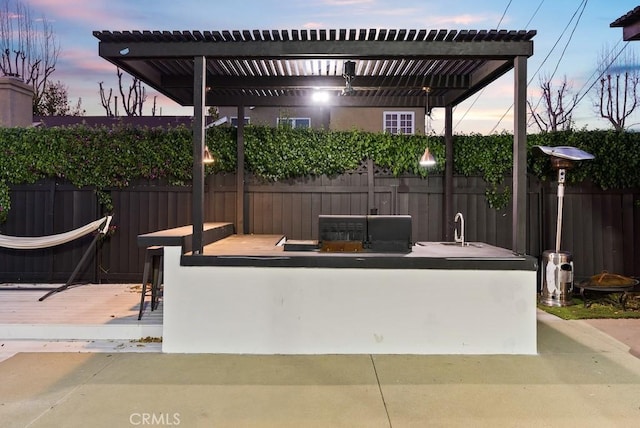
[0,284,162,340]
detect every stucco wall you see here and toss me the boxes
[217,106,330,129]
[0,77,33,127]
[217,105,425,133]
[330,107,425,133]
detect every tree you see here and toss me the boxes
[117,68,146,116]
[37,80,84,116]
[98,81,114,117]
[208,106,220,119]
[98,68,150,116]
[593,46,640,131]
[0,0,60,114]
[528,74,578,132]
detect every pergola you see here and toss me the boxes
[94,28,536,254]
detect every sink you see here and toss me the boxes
[438,242,484,248]
[416,242,485,248]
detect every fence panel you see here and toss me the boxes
[539,182,640,279]
[2,175,639,283]
[1,181,97,283]
[98,183,192,282]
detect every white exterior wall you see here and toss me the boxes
[162,246,537,355]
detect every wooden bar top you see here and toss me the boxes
[137,222,234,252]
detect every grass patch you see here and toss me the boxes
[538,293,640,320]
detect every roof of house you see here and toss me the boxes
[33,115,207,129]
[610,7,640,41]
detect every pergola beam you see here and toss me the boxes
[98,39,533,59]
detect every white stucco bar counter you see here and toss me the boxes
[159,234,538,355]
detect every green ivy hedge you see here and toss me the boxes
[1,125,639,223]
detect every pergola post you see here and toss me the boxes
[513,55,528,254]
[444,104,454,241]
[192,55,206,254]
[236,105,245,234]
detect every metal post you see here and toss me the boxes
[367,158,375,214]
[192,56,206,254]
[236,104,245,234]
[444,104,454,242]
[555,168,566,252]
[513,55,528,255]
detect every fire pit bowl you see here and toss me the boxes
[575,273,639,310]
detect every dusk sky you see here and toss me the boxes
[15,0,640,133]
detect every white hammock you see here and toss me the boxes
[0,216,112,250]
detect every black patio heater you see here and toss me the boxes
[536,145,595,307]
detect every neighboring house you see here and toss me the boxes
[611,6,640,40]
[217,106,427,134]
[32,107,426,134]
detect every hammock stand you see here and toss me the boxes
[0,216,113,301]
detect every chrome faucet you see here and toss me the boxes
[454,212,465,246]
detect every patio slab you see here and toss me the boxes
[2,311,640,427]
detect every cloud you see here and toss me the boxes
[370,7,421,17]
[303,22,325,29]
[607,64,640,73]
[322,0,375,5]
[23,0,141,29]
[59,48,117,75]
[427,14,503,27]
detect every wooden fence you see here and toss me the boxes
[1,172,638,283]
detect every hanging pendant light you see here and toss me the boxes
[419,147,436,167]
[203,145,215,164]
[419,86,436,168]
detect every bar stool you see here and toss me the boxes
[138,246,164,320]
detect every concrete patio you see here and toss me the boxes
[2,284,640,427]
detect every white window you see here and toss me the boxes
[230,117,250,127]
[383,111,415,134]
[277,117,311,128]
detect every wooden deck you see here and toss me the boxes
[0,283,162,341]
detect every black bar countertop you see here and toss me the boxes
[179,234,538,271]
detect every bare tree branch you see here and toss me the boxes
[593,46,640,131]
[115,68,146,116]
[99,81,114,117]
[528,74,577,132]
[0,0,60,113]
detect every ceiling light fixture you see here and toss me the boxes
[312,90,330,103]
[342,60,356,95]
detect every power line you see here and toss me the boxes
[489,0,589,133]
[524,0,545,28]
[496,0,513,27]
[574,41,629,106]
[548,0,588,80]
[526,0,589,118]
[450,0,545,133]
